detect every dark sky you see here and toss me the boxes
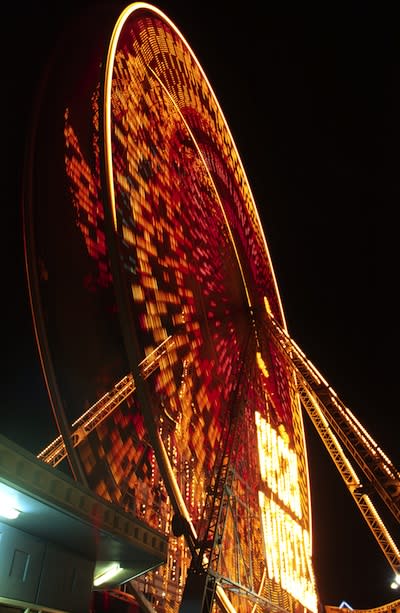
[2,2,400,610]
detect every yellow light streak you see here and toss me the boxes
[256,351,269,378]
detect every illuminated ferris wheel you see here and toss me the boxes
[24,3,400,612]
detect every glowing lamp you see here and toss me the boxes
[391,574,400,589]
[93,563,121,586]
[0,493,20,519]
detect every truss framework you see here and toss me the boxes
[265,314,400,575]
[37,336,175,467]
[36,317,400,610]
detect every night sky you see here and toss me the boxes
[2,2,399,610]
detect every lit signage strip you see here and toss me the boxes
[255,411,317,612]
[255,411,301,518]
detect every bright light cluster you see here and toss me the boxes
[259,491,317,612]
[256,412,317,612]
[255,411,302,518]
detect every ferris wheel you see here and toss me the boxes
[23,4,400,613]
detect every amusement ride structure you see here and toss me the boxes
[19,3,400,612]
